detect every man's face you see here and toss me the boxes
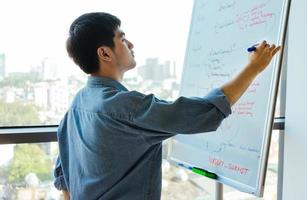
[112,28,136,71]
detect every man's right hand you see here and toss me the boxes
[247,40,281,74]
[221,40,281,106]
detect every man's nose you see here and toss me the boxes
[127,40,134,49]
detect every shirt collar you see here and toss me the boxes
[86,76,128,91]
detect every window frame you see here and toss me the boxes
[0,118,284,144]
[0,125,57,144]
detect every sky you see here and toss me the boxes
[0,0,194,77]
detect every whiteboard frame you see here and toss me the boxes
[256,0,291,197]
[167,0,292,197]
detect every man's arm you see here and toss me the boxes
[221,40,281,106]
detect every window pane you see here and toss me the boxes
[0,142,215,199]
[0,0,280,199]
[0,142,62,199]
[0,137,279,199]
[0,0,193,126]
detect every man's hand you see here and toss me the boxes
[248,40,281,74]
[221,40,281,106]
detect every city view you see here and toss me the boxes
[0,54,180,126]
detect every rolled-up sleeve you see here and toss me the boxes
[205,88,232,118]
[129,88,231,135]
[53,157,68,191]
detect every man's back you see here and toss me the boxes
[57,76,165,199]
[55,76,231,199]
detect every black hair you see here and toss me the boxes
[66,12,121,74]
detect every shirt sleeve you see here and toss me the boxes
[53,157,68,191]
[130,88,231,135]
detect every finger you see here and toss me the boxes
[258,40,267,50]
[263,46,271,55]
[269,44,276,51]
[272,46,282,56]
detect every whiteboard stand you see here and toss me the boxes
[215,182,223,200]
[277,31,288,200]
[277,129,284,200]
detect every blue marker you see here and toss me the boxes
[247,45,257,52]
[178,163,192,170]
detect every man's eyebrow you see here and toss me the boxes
[118,31,125,38]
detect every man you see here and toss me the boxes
[54,12,281,199]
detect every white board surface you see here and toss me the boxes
[168,0,289,196]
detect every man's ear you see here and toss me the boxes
[97,46,112,62]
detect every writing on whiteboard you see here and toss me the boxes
[218,0,236,12]
[236,3,274,30]
[248,81,260,93]
[209,156,250,175]
[232,101,255,117]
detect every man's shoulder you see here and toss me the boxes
[69,87,148,120]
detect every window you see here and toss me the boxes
[0,0,282,199]
[0,143,61,199]
[0,0,193,126]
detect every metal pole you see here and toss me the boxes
[277,130,284,200]
[277,32,288,200]
[215,182,223,200]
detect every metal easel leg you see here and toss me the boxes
[277,28,288,200]
[215,182,223,200]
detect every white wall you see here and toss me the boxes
[283,0,307,199]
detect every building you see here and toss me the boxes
[0,54,5,79]
[138,58,172,83]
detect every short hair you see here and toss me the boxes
[66,12,121,74]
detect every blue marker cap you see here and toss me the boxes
[247,46,257,52]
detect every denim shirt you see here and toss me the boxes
[54,76,231,200]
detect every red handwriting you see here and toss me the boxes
[249,11,273,27]
[232,101,255,117]
[227,163,249,175]
[209,156,224,167]
[251,3,266,12]
[236,3,273,30]
[209,157,250,175]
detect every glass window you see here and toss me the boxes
[0,142,62,199]
[0,0,281,199]
[0,0,193,126]
[0,135,279,199]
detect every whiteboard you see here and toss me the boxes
[168,0,290,196]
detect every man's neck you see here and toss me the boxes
[91,69,124,82]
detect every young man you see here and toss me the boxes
[54,12,281,199]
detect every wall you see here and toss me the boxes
[283,0,307,199]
